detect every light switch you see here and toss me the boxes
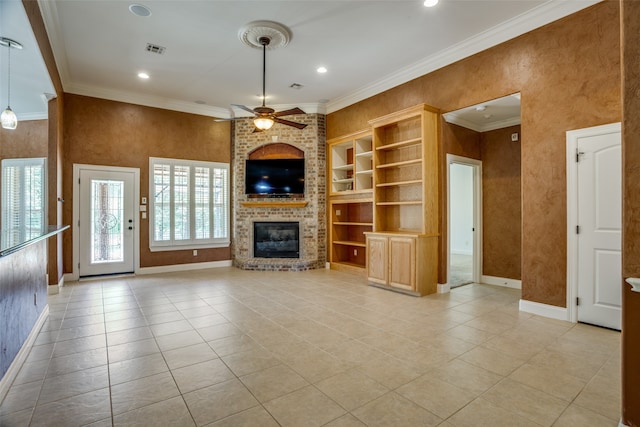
[139,205,147,212]
[142,212,147,219]
[141,197,147,204]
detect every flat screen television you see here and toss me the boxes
[245,158,305,196]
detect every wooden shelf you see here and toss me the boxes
[334,222,373,226]
[333,164,354,171]
[333,240,367,247]
[376,201,422,206]
[241,201,308,208]
[333,178,354,184]
[376,158,422,169]
[376,179,422,188]
[356,151,373,158]
[356,170,373,176]
[375,137,422,151]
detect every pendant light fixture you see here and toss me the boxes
[1,37,22,130]
[253,37,274,131]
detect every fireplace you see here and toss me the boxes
[253,222,300,258]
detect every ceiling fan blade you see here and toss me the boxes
[231,104,257,115]
[252,127,265,133]
[274,117,308,129]
[274,107,306,117]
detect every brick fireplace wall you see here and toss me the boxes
[231,114,326,271]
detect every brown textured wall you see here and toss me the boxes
[63,94,231,271]
[481,125,521,280]
[0,120,48,160]
[439,122,481,283]
[24,0,67,285]
[327,2,621,306]
[621,0,640,424]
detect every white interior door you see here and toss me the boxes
[78,166,136,277]
[576,126,621,330]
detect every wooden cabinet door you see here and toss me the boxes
[388,236,416,291]
[367,235,388,285]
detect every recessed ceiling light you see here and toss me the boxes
[138,72,150,79]
[423,0,439,7]
[475,105,486,111]
[317,67,328,74]
[129,4,152,17]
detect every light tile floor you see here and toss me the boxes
[0,268,621,426]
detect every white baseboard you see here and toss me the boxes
[519,299,568,321]
[325,262,330,269]
[0,305,49,404]
[481,275,522,289]
[63,272,77,283]
[137,260,232,275]
[437,283,450,293]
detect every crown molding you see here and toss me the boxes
[17,113,48,121]
[37,0,71,89]
[66,83,232,118]
[325,0,601,114]
[66,83,327,118]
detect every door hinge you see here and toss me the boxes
[78,262,80,269]
[576,225,580,234]
[576,148,585,162]
[576,297,580,306]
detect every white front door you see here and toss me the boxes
[575,125,621,330]
[77,166,136,277]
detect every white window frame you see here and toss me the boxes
[149,157,230,252]
[1,157,47,250]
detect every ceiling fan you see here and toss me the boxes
[232,36,307,132]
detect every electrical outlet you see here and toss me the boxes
[336,209,341,216]
[511,132,519,142]
[193,249,198,256]
[353,249,357,256]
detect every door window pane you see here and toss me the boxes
[90,179,124,263]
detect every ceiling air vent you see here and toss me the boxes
[145,43,166,55]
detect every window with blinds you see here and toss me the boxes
[1,158,47,250]
[149,157,229,251]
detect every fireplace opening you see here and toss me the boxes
[253,222,300,258]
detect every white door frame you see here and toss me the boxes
[72,164,140,281]
[566,122,621,323]
[446,154,483,287]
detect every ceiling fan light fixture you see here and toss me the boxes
[254,116,274,130]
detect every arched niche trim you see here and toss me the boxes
[248,143,303,159]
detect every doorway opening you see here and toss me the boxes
[447,155,482,287]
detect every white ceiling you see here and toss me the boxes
[0,0,54,121]
[6,0,600,121]
[443,93,521,132]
